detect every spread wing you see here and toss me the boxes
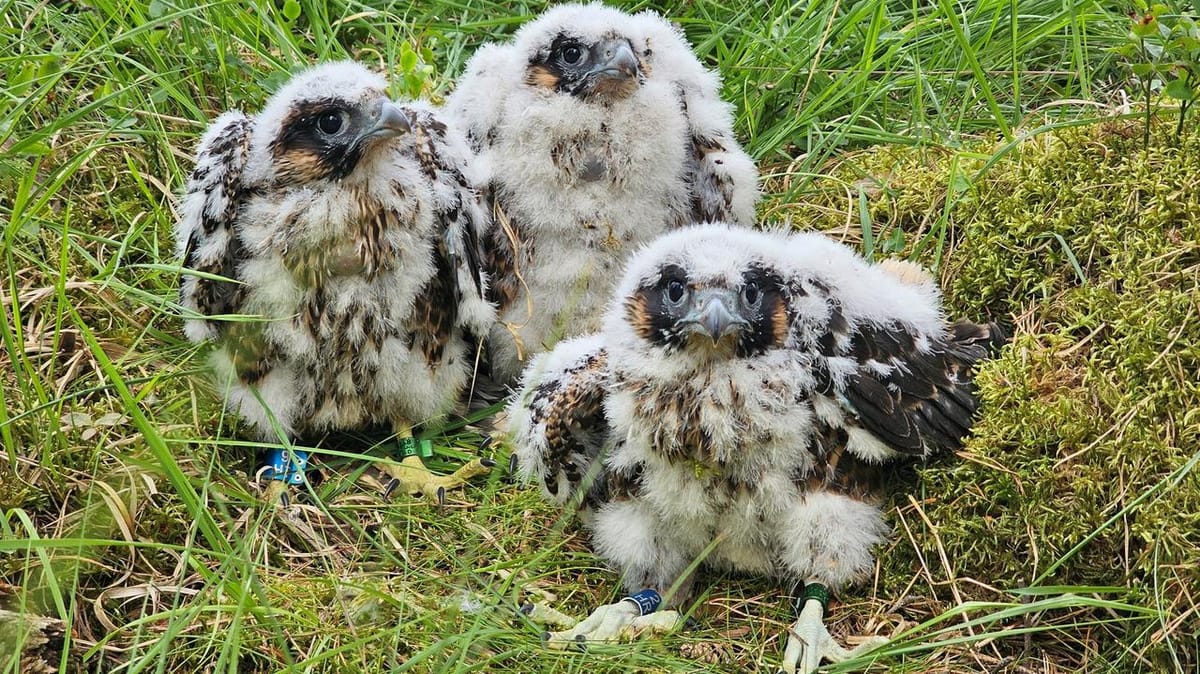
[818,316,1006,459]
[508,336,613,511]
[175,111,254,343]
[779,237,1006,462]
[406,107,494,366]
[674,83,758,227]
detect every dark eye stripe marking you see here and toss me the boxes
[626,263,789,357]
[270,97,366,182]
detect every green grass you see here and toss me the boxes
[3,0,1194,672]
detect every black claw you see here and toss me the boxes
[279,491,291,508]
[573,634,588,651]
[480,457,497,468]
[504,453,519,484]
[382,478,400,500]
[519,603,535,616]
[436,486,447,508]
[478,434,494,452]
[540,631,552,642]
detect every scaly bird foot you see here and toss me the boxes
[261,479,290,507]
[780,598,887,674]
[521,597,680,649]
[380,454,494,505]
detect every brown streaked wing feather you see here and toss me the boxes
[412,108,486,299]
[178,113,254,329]
[525,349,614,507]
[223,320,277,385]
[840,320,1006,457]
[407,109,495,365]
[484,190,524,314]
[183,229,249,323]
[409,236,459,369]
[797,422,887,502]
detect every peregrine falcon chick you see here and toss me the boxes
[448,3,759,386]
[508,224,1005,673]
[176,61,494,503]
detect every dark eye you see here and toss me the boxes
[316,111,345,135]
[562,44,584,65]
[743,281,761,305]
[666,279,686,304]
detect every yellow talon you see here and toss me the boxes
[379,455,495,504]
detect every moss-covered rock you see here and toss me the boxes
[782,119,1200,668]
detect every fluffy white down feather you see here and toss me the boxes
[448,4,758,384]
[511,222,1000,598]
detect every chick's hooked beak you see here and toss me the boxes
[359,98,411,143]
[680,288,750,343]
[591,38,640,82]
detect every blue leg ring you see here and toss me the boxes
[623,589,662,616]
[264,448,309,485]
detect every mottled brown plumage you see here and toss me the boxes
[175,62,493,446]
[522,348,610,504]
[509,224,1005,671]
[482,203,528,314]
